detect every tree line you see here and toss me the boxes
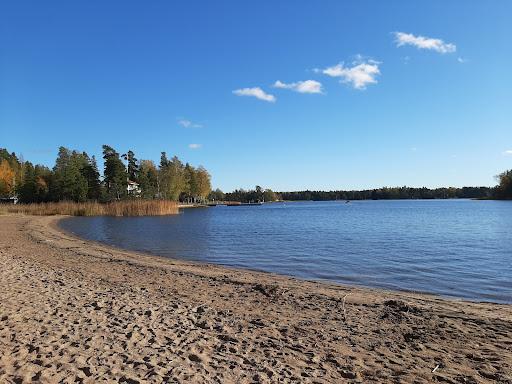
[1,146,510,203]
[0,146,211,203]
[208,182,512,202]
[277,186,495,201]
[208,185,279,203]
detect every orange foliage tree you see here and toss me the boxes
[0,159,15,196]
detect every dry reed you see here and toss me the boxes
[0,200,179,217]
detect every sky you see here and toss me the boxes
[1,1,511,191]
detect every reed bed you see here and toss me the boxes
[0,200,179,217]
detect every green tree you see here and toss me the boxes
[183,163,197,202]
[159,152,170,199]
[123,150,139,182]
[81,155,102,200]
[263,188,278,202]
[209,188,225,202]
[102,145,127,200]
[51,147,88,202]
[17,162,37,203]
[18,162,51,203]
[160,152,169,168]
[495,170,512,199]
[138,160,159,199]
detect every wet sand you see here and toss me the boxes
[0,215,511,383]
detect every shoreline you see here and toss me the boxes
[54,216,504,306]
[1,215,511,382]
[57,213,509,306]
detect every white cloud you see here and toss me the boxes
[273,79,323,94]
[457,57,468,63]
[188,143,202,149]
[233,87,276,102]
[178,119,203,128]
[322,59,381,90]
[394,32,456,54]
[503,150,512,156]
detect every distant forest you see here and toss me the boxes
[278,187,493,201]
[1,146,511,204]
[211,173,512,202]
[0,146,211,204]
[209,186,495,203]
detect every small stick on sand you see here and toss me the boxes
[432,364,440,373]
[341,293,351,321]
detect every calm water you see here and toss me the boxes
[60,200,512,303]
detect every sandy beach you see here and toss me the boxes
[0,215,511,383]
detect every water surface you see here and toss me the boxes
[60,200,512,303]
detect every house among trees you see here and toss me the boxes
[127,180,141,196]
[0,146,213,204]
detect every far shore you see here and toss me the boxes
[0,214,511,383]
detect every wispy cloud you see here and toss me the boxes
[503,150,512,156]
[273,80,323,94]
[188,143,202,149]
[457,57,468,63]
[322,58,381,90]
[178,118,203,128]
[233,87,276,102]
[394,32,456,54]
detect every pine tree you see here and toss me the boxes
[123,150,139,182]
[17,162,36,203]
[160,152,169,168]
[51,147,88,202]
[102,145,128,200]
[81,155,102,200]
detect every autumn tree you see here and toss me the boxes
[0,159,15,197]
[159,154,187,201]
[195,166,211,202]
[0,149,22,194]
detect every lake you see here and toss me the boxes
[59,200,512,304]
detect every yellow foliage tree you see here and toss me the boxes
[0,159,15,196]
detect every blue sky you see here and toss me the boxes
[1,1,511,191]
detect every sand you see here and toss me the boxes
[0,215,511,383]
